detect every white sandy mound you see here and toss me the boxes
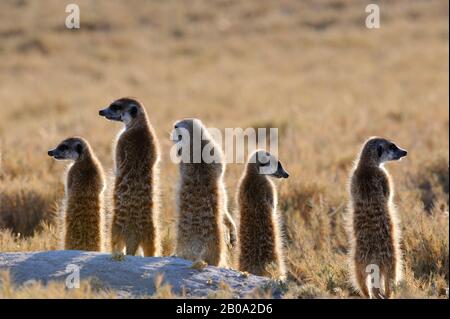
[0,250,271,298]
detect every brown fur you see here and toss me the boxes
[109,98,161,256]
[348,137,404,299]
[174,119,236,267]
[237,151,286,278]
[58,138,105,251]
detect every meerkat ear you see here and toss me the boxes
[129,106,138,118]
[76,143,83,155]
[377,145,383,158]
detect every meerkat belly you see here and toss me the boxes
[353,202,394,264]
[66,195,101,250]
[177,180,222,257]
[240,209,276,262]
[113,174,153,228]
[178,211,219,252]
[178,186,220,237]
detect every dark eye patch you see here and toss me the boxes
[129,105,138,118]
[110,104,120,112]
[59,144,68,151]
[389,143,397,151]
[377,145,383,158]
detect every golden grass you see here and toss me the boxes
[0,223,59,252]
[0,0,448,298]
[0,271,117,299]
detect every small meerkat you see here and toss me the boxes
[348,137,407,299]
[48,137,105,251]
[172,118,237,267]
[237,150,289,278]
[99,97,161,256]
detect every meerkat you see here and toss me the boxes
[99,97,161,256]
[48,137,105,251]
[347,137,408,299]
[172,118,237,267]
[237,150,289,278]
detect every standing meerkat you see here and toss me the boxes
[99,97,161,256]
[172,118,237,267]
[348,137,407,299]
[48,137,105,251]
[237,150,289,278]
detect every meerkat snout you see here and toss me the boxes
[171,124,183,143]
[273,161,289,179]
[377,140,407,162]
[253,150,289,179]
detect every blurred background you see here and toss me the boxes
[0,0,448,298]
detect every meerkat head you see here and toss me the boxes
[248,150,289,178]
[172,118,203,146]
[360,137,408,167]
[48,137,88,161]
[99,97,144,126]
[172,118,193,145]
[171,118,221,164]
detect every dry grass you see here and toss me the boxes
[0,271,117,299]
[0,0,448,298]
